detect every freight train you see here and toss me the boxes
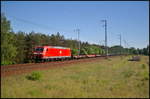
[32,46,104,62]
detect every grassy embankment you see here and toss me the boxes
[1,55,149,98]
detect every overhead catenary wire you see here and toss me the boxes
[6,14,76,36]
[6,15,87,50]
[5,14,132,52]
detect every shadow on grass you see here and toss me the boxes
[26,71,42,81]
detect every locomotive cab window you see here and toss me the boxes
[35,48,44,52]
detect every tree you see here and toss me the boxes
[142,45,149,56]
[147,45,149,55]
[49,32,65,46]
[109,45,123,55]
[24,31,38,62]
[1,13,17,65]
[14,31,26,63]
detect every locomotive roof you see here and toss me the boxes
[35,46,70,49]
[49,46,70,49]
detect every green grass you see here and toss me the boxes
[1,55,149,98]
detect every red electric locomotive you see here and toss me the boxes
[33,46,71,61]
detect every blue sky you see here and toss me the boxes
[1,1,149,49]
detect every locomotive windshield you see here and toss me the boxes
[35,47,44,52]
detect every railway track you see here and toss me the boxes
[1,56,117,77]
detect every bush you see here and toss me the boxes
[141,64,146,69]
[1,61,13,65]
[141,71,149,81]
[71,49,78,55]
[26,71,42,81]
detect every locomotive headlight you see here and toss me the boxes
[34,52,38,54]
[34,52,43,55]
